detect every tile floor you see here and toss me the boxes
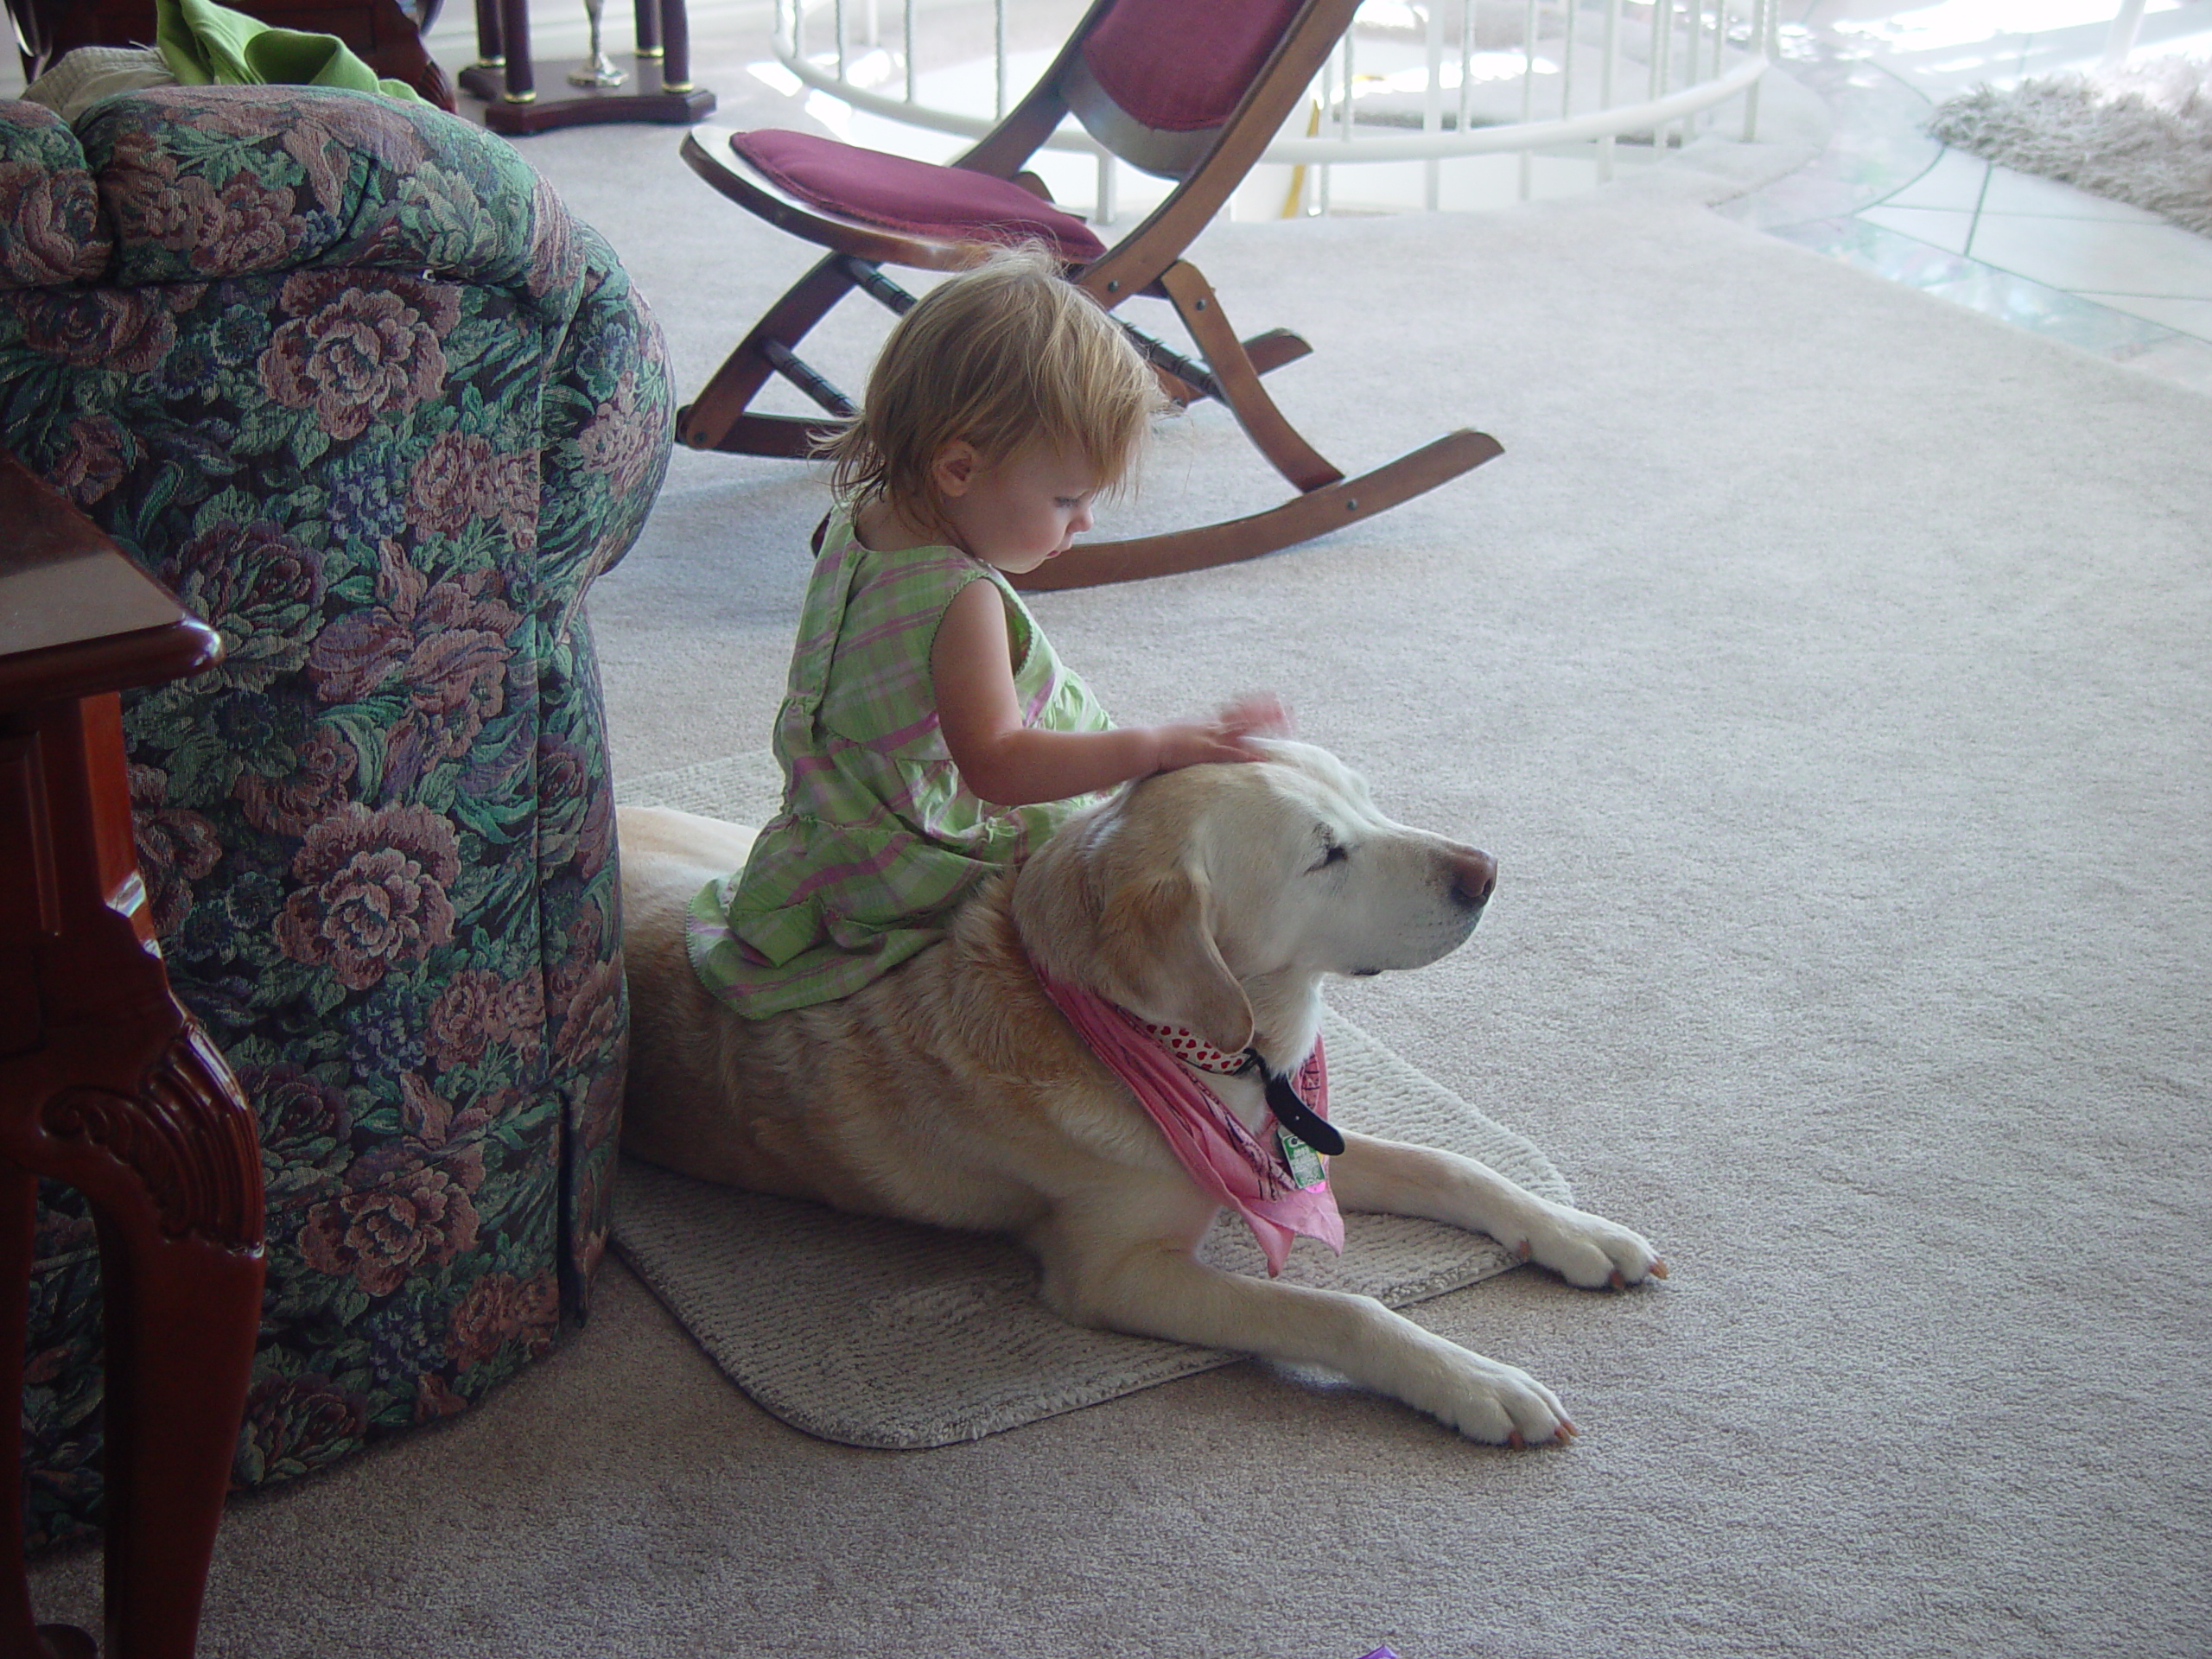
[1725,0,2212,391]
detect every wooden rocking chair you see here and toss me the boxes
[676,0,1502,590]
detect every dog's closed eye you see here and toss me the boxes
[1307,838,1349,874]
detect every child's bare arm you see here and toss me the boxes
[931,582,1284,808]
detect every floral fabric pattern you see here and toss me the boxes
[0,102,109,285]
[1,85,671,1551]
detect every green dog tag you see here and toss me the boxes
[1279,1130,1327,1191]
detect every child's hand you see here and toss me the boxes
[1216,692,1292,743]
[1148,693,1292,773]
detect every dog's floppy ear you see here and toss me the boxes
[1013,786,1253,1056]
[1092,863,1254,1058]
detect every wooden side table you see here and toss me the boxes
[459,0,715,133]
[0,453,265,1659]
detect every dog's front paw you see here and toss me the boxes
[1420,1350,1575,1447]
[1514,1200,1666,1291]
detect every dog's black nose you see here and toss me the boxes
[1452,848,1497,910]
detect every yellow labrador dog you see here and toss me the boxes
[620,741,1662,1446]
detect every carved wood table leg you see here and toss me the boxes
[3,452,262,1659]
[31,1020,263,1658]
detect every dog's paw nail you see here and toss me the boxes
[1506,1430,1525,1449]
[1649,1259,1669,1280]
[1557,1421,1577,1441]
[1515,1239,1532,1260]
[1609,1269,1626,1290]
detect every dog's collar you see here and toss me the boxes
[1135,1020,1344,1158]
[1138,1021,1249,1075]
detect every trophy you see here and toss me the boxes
[569,0,626,87]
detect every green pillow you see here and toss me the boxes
[156,0,423,103]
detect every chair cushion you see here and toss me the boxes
[729,128,1107,262]
[1079,0,1306,133]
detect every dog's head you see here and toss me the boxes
[1013,741,1496,1059]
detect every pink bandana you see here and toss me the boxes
[1033,971,1344,1277]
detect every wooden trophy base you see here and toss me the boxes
[461,54,715,131]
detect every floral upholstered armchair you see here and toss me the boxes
[0,83,671,1548]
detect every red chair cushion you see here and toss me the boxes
[1079,0,1307,132]
[729,129,1108,262]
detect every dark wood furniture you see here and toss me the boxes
[457,0,712,133]
[1,0,456,109]
[675,0,1501,590]
[1,453,265,1659]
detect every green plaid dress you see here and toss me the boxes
[689,508,1113,1017]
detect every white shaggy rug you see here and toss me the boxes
[609,761,1573,1448]
[1929,54,2212,233]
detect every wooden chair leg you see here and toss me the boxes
[1242,327,1313,379]
[1013,428,1503,591]
[1149,363,1206,406]
[1158,261,1342,493]
[1135,327,1310,409]
[676,238,860,454]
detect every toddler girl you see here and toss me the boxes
[690,246,1282,1017]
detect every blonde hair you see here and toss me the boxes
[824,245,1163,535]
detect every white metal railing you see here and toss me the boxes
[767,0,1779,219]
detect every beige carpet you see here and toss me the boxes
[24,13,2212,1656]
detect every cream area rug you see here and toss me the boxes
[1928,54,2212,233]
[609,759,1573,1449]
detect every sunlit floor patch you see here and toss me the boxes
[1723,0,2212,388]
